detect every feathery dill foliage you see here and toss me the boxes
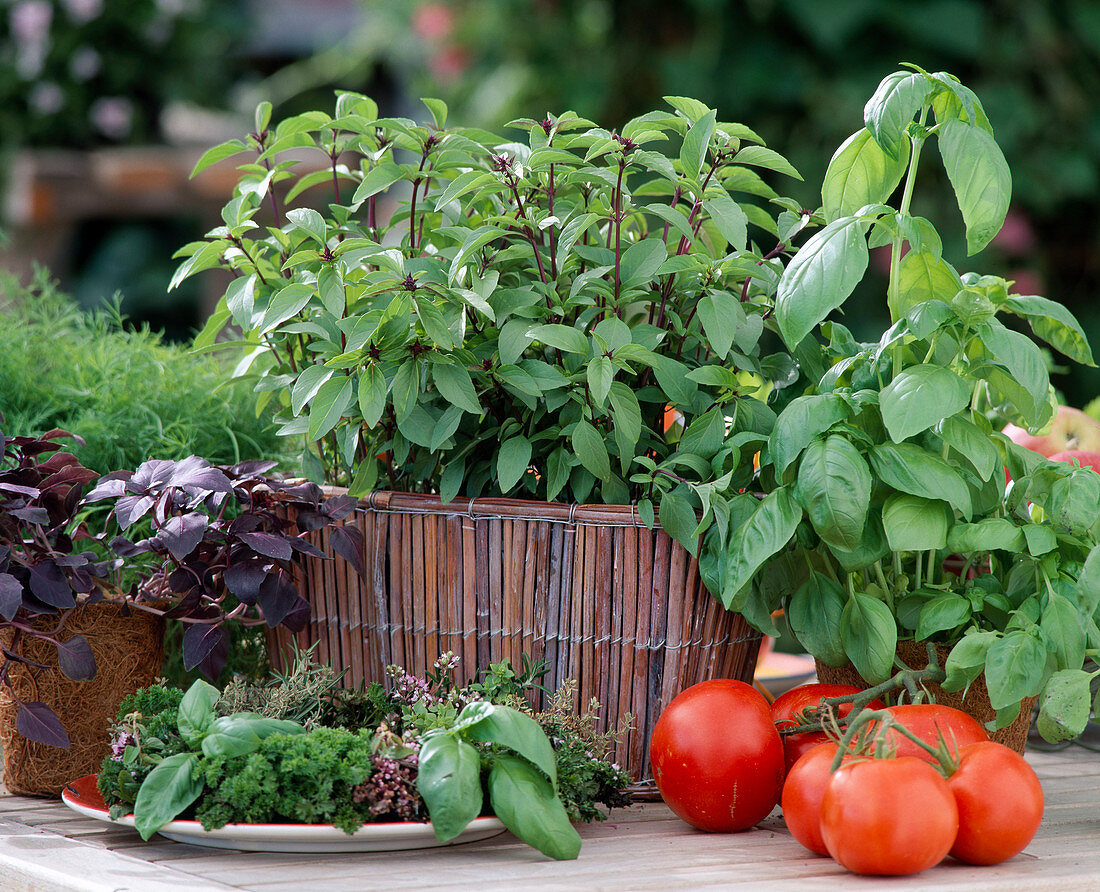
[0,269,285,474]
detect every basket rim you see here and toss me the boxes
[325,487,665,527]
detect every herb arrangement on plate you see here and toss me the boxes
[94,653,629,859]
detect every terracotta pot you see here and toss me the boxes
[814,639,1036,754]
[0,602,164,797]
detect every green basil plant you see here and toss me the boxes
[174,94,805,562]
[724,65,1100,741]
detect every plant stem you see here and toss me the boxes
[613,159,625,305]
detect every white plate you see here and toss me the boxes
[62,775,506,853]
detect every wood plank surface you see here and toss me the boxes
[0,747,1097,891]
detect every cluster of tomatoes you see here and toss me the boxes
[650,679,1044,876]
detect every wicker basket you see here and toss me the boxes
[815,640,1037,754]
[269,491,763,779]
[0,602,164,797]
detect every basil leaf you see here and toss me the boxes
[879,364,970,443]
[133,753,203,840]
[794,436,871,551]
[937,117,1011,255]
[788,572,847,667]
[771,394,850,477]
[822,128,909,223]
[723,487,801,608]
[1036,669,1093,742]
[177,679,219,745]
[467,705,557,786]
[869,442,972,518]
[488,755,581,861]
[864,71,932,158]
[417,733,484,842]
[985,630,1049,711]
[882,493,950,551]
[841,592,898,685]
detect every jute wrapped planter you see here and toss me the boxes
[0,603,164,797]
[815,639,1037,754]
[269,491,763,779]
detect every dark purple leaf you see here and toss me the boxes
[288,537,326,559]
[0,544,9,570]
[329,525,366,579]
[56,635,96,681]
[129,458,177,491]
[183,623,226,675]
[40,465,98,491]
[227,460,279,477]
[278,481,323,502]
[167,567,199,595]
[281,596,312,633]
[108,535,153,558]
[0,572,22,621]
[239,532,294,562]
[8,506,50,525]
[0,481,41,497]
[292,509,329,532]
[224,561,266,605]
[159,513,208,561]
[16,701,70,748]
[196,629,229,680]
[168,456,234,494]
[52,553,90,568]
[162,587,204,618]
[323,494,358,520]
[227,513,263,535]
[28,562,76,609]
[115,494,156,529]
[83,473,130,503]
[257,569,299,626]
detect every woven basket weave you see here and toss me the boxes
[815,639,1036,754]
[0,602,164,797]
[269,491,763,779]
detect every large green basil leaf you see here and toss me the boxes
[1036,669,1093,742]
[822,129,910,223]
[863,71,932,158]
[357,364,388,429]
[488,755,581,861]
[496,435,533,493]
[467,705,557,786]
[307,374,355,442]
[771,393,850,477]
[984,630,1049,711]
[787,572,847,666]
[1005,294,1095,366]
[882,493,950,551]
[977,321,1050,415]
[938,415,998,482]
[830,510,890,572]
[794,436,871,551]
[201,715,306,759]
[433,363,483,415]
[879,364,970,443]
[916,594,972,641]
[841,592,897,685]
[869,442,972,517]
[177,679,219,745]
[936,117,1011,255]
[891,249,963,319]
[775,216,869,349]
[941,631,998,691]
[571,420,611,482]
[1042,593,1086,672]
[722,487,802,608]
[417,733,484,842]
[1046,469,1100,536]
[133,753,203,840]
[946,518,1025,553]
[695,292,746,360]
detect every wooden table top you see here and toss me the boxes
[1,745,1097,891]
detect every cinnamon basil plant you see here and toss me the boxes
[172,93,805,564]
[722,66,1100,741]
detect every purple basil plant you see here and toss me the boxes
[87,456,365,681]
[0,425,118,747]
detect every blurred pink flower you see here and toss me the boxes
[412,2,454,41]
[992,208,1036,256]
[62,0,104,25]
[11,0,52,79]
[1006,268,1045,297]
[69,45,101,80]
[90,96,134,140]
[28,81,63,115]
[429,46,469,81]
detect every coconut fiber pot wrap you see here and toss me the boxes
[0,603,164,797]
[815,639,1036,754]
[270,491,764,780]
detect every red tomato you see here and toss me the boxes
[772,684,883,775]
[650,679,784,832]
[780,741,851,856]
[948,741,1044,865]
[821,757,959,875]
[870,704,989,761]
